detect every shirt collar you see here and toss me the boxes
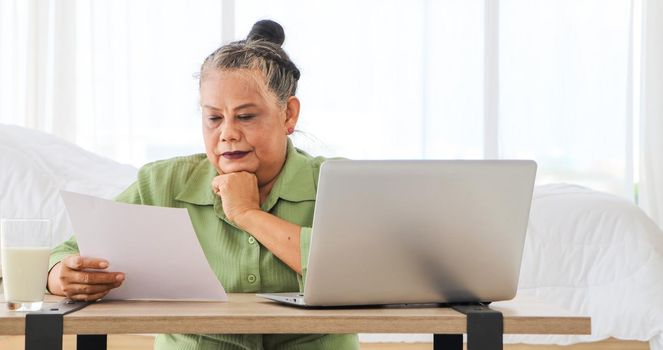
[175,139,317,209]
[261,138,318,212]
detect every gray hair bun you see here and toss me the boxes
[247,20,285,46]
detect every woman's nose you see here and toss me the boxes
[219,121,241,142]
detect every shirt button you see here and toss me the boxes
[248,236,256,244]
[247,274,257,283]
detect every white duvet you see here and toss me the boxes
[512,184,663,349]
[0,124,136,254]
[1,124,662,348]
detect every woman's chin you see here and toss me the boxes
[219,163,256,174]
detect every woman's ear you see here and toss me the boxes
[284,96,300,134]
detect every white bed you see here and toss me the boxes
[1,124,662,349]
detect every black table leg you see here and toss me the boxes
[453,303,503,350]
[25,313,63,350]
[434,334,463,350]
[24,300,93,350]
[77,334,108,350]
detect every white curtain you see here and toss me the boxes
[1,0,227,165]
[499,0,633,196]
[69,1,226,165]
[238,0,636,199]
[0,0,77,140]
[640,0,663,227]
[0,0,650,204]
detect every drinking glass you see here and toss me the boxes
[1,219,51,311]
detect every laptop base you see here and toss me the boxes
[256,293,307,307]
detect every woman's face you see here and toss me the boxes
[200,69,299,186]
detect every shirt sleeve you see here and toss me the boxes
[48,235,80,272]
[297,226,313,292]
[114,180,142,204]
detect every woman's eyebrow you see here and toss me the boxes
[234,103,258,111]
[202,103,258,111]
[202,104,222,111]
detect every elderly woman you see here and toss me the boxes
[46,20,359,350]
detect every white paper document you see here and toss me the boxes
[60,191,227,301]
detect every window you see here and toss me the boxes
[0,0,639,200]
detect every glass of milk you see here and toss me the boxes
[0,219,51,311]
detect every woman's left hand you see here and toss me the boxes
[211,172,261,224]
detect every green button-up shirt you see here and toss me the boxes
[49,140,359,350]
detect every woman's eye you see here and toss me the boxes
[237,114,255,121]
[208,116,222,122]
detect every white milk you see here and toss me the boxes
[1,247,50,302]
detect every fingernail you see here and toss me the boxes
[99,262,108,268]
[116,274,124,281]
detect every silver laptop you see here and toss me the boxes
[258,159,537,307]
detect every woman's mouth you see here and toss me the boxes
[222,151,250,160]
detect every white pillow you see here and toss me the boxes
[513,183,663,347]
[0,124,137,272]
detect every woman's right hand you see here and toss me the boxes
[47,255,125,301]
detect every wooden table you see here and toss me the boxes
[0,293,590,350]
